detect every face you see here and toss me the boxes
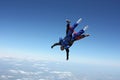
[60,46,64,51]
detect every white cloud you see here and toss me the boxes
[0,75,14,79]
[50,71,72,75]
[15,63,22,66]
[16,79,22,80]
[9,70,18,73]
[7,75,14,78]
[34,63,46,67]
[34,72,43,75]
[50,71,73,79]
[9,69,29,75]
[49,71,80,80]
[39,79,45,80]
[9,69,43,76]
[1,75,7,78]
[38,66,49,72]
[33,63,48,71]
[19,70,28,75]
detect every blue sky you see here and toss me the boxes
[0,0,120,66]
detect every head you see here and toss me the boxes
[60,46,64,51]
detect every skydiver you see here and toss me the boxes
[51,18,90,60]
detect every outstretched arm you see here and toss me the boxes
[51,43,60,48]
[65,48,69,60]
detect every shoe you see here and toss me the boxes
[85,34,90,37]
[66,19,71,23]
[76,18,82,24]
[83,25,88,31]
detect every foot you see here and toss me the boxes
[83,25,88,31]
[76,18,82,24]
[66,19,71,23]
[84,34,90,37]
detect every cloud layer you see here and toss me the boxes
[0,57,119,80]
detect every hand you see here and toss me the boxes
[51,46,53,48]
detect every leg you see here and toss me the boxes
[67,18,82,36]
[72,25,88,41]
[66,49,69,60]
[72,29,85,41]
[71,18,82,30]
[66,19,71,35]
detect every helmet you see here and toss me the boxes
[60,46,64,51]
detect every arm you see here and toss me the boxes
[51,43,60,48]
[65,48,69,60]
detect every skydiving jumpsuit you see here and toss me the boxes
[61,20,85,49]
[51,19,86,60]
